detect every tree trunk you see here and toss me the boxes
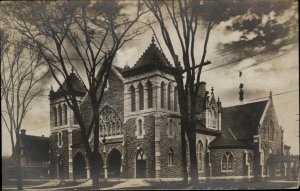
[188,129,199,184]
[180,121,188,184]
[15,133,23,190]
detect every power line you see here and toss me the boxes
[249,89,298,101]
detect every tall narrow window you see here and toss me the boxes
[161,82,165,108]
[167,84,172,110]
[248,154,253,173]
[269,121,274,140]
[138,83,144,110]
[130,86,136,112]
[54,106,57,127]
[168,148,174,166]
[138,119,143,136]
[174,87,178,111]
[197,141,204,171]
[64,104,67,125]
[221,152,233,172]
[146,81,153,108]
[169,119,174,136]
[58,132,62,146]
[58,105,62,126]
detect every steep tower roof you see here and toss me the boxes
[122,37,175,77]
[49,71,87,100]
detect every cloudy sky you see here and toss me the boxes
[1,0,299,156]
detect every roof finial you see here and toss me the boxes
[211,87,214,94]
[269,90,272,99]
[151,36,155,44]
[51,85,53,91]
[71,67,75,73]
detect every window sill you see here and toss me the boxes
[221,170,233,173]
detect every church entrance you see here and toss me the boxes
[136,150,146,178]
[73,153,87,179]
[107,149,121,178]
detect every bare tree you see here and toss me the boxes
[144,0,297,184]
[2,1,146,187]
[1,30,48,190]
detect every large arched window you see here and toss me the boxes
[99,106,123,137]
[138,83,144,110]
[58,105,62,126]
[167,84,172,110]
[174,86,178,112]
[161,82,165,108]
[197,141,204,171]
[53,106,57,127]
[130,85,136,112]
[146,81,153,109]
[221,152,233,172]
[64,104,68,125]
[168,148,174,166]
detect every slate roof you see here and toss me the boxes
[122,39,177,77]
[209,100,269,149]
[49,72,87,100]
[20,134,50,162]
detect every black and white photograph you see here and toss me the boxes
[1,0,299,190]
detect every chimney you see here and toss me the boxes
[239,83,244,104]
[20,129,26,135]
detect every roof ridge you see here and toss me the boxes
[223,99,268,109]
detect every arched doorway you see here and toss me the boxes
[107,149,122,178]
[136,150,146,178]
[73,153,87,179]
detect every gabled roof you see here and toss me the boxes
[209,99,269,149]
[221,100,268,139]
[122,38,175,77]
[49,71,87,100]
[20,134,49,162]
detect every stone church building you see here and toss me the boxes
[48,39,295,180]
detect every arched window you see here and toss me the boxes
[57,132,63,146]
[138,119,143,136]
[167,119,174,136]
[99,106,123,137]
[167,84,172,110]
[53,106,57,127]
[146,81,153,108]
[168,148,174,166]
[221,152,233,172]
[64,104,67,125]
[130,86,136,112]
[58,105,62,126]
[138,83,144,110]
[269,121,274,140]
[197,141,204,171]
[161,82,165,108]
[174,86,178,111]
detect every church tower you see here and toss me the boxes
[122,37,181,178]
[48,70,87,179]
